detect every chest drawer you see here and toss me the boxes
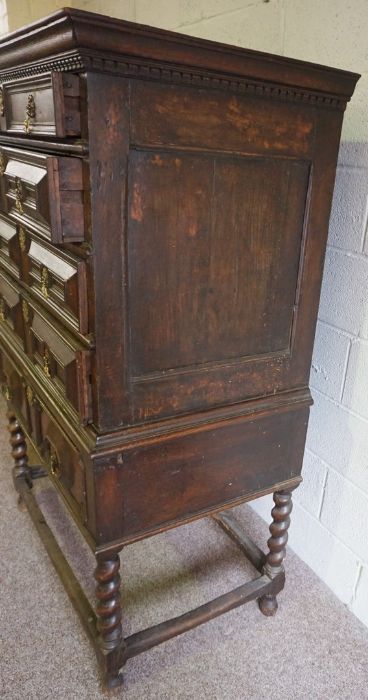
[0,73,81,137]
[0,348,87,523]
[0,214,20,276]
[0,146,85,243]
[26,303,92,424]
[0,217,89,334]
[0,270,26,349]
[26,237,88,334]
[0,352,32,436]
[38,410,87,522]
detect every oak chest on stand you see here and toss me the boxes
[0,8,358,690]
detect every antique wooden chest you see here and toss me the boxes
[0,8,358,689]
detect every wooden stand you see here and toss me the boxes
[10,413,292,690]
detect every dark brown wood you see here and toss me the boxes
[258,489,294,616]
[125,571,284,660]
[0,72,81,137]
[0,7,359,691]
[94,554,126,688]
[0,146,85,244]
[8,409,31,486]
[92,406,308,545]
[0,134,88,155]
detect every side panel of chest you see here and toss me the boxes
[128,83,341,423]
[88,75,343,430]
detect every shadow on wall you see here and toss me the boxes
[252,141,368,622]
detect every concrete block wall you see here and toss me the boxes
[3,1,368,627]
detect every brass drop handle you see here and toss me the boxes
[26,385,34,404]
[0,85,4,116]
[43,347,51,377]
[0,150,6,176]
[1,384,11,402]
[50,449,60,477]
[14,177,24,214]
[23,94,35,134]
[40,266,50,298]
[18,226,27,252]
[22,299,30,325]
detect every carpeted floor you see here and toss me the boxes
[1,401,368,700]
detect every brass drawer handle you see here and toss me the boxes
[18,226,27,252]
[26,385,34,404]
[22,299,30,324]
[50,450,60,477]
[43,347,51,377]
[23,94,35,134]
[40,266,50,298]
[0,297,5,321]
[0,150,6,176]
[0,85,4,116]
[14,177,24,214]
[1,384,11,402]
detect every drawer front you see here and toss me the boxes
[0,146,85,243]
[0,350,87,523]
[0,217,89,334]
[39,409,87,523]
[0,269,26,349]
[0,214,20,276]
[0,73,81,137]
[0,352,33,436]
[26,237,88,334]
[27,304,92,424]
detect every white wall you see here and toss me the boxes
[3,1,368,627]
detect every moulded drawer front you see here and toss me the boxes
[27,238,88,334]
[0,351,32,436]
[0,214,21,276]
[0,146,85,243]
[0,72,81,137]
[0,269,26,350]
[38,408,87,523]
[28,305,92,424]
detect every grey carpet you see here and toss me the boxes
[1,401,367,700]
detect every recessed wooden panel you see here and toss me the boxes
[128,150,310,377]
[131,81,314,157]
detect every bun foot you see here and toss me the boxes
[104,671,124,693]
[17,493,27,512]
[258,594,278,616]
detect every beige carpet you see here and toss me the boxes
[1,401,368,700]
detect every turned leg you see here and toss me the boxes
[8,411,32,508]
[94,553,127,689]
[258,489,293,617]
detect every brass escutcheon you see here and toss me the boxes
[26,385,34,404]
[22,299,30,324]
[0,150,6,176]
[43,347,51,377]
[40,266,50,298]
[14,177,24,214]
[50,450,59,477]
[18,226,27,252]
[1,384,11,402]
[23,94,35,134]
